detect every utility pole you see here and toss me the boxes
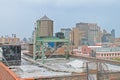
[86,62,89,80]
[33,26,36,60]
[97,62,99,80]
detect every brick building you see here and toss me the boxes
[0,35,20,44]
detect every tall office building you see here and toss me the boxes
[111,29,115,38]
[70,27,86,47]
[61,28,71,40]
[36,15,53,37]
[101,29,115,43]
[71,22,101,46]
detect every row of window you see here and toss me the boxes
[97,53,120,57]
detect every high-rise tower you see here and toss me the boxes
[71,22,101,46]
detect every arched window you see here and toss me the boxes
[101,54,103,56]
[104,54,106,56]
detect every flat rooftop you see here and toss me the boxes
[9,55,88,78]
[9,53,120,79]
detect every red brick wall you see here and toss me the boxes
[81,46,91,54]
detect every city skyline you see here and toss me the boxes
[0,0,120,39]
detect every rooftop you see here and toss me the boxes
[40,15,53,21]
[10,56,87,78]
[8,52,120,79]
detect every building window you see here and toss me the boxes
[104,54,106,56]
[107,54,108,56]
[101,54,103,56]
[84,49,86,51]
[109,54,111,56]
[117,53,119,56]
[112,53,114,56]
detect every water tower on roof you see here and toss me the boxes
[33,15,69,63]
[36,15,54,37]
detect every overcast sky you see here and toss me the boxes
[0,0,120,39]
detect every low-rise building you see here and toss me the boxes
[0,35,20,44]
[73,46,120,59]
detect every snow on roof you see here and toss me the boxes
[88,46,102,48]
[66,60,85,68]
